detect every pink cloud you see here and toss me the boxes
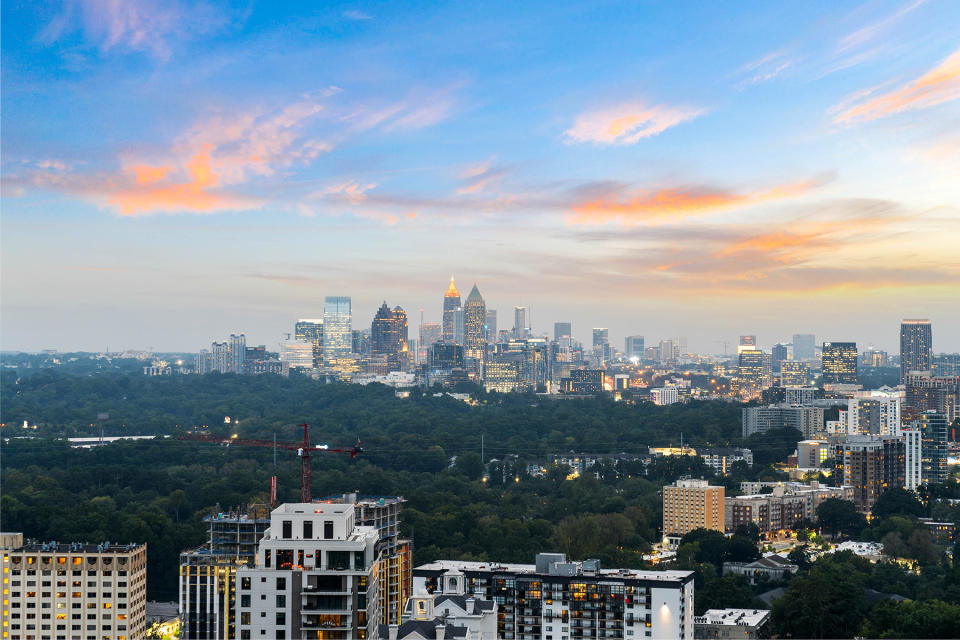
[564,101,705,145]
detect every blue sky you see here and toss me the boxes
[2,0,959,352]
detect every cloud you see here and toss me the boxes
[343,10,372,20]
[833,47,960,123]
[836,0,927,54]
[38,0,237,60]
[566,175,830,225]
[564,102,705,145]
[456,160,508,195]
[734,51,794,87]
[340,85,461,133]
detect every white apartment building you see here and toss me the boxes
[902,428,923,491]
[235,503,380,640]
[836,396,901,436]
[1,536,147,640]
[413,554,695,640]
[651,387,680,406]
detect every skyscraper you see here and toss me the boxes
[229,333,246,373]
[772,342,788,372]
[593,327,610,364]
[485,309,497,342]
[793,334,816,361]
[822,341,858,385]
[442,276,460,342]
[554,322,572,341]
[900,319,933,382]
[513,306,527,338]
[625,335,645,360]
[323,296,352,364]
[463,283,487,361]
[371,302,409,372]
[737,348,770,398]
[738,335,757,354]
[294,318,324,368]
[915,410,948,485]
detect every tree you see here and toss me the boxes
[861,599,960,639]
[872,488,924,520]
[772,555,870,638]
[455,452,484,480]
[734,522,760,542]
[817,498,866,537]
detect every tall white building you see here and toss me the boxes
[651,387,680,406]
[837,396,901,435]
[323,297,353,364]
[236,502,380,640]
[902,428,923,491]
[2,536,148,640]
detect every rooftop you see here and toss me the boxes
[10,541,143,554]
[415,559,693,583]
[695,609,770,627]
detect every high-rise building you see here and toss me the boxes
[662,478,725,537]
[453,307,465,345]
[485,310,498,343]
[554,322,572,342]
[2,538,148,640]
[792,334,815,361]
[414,554,695,640]
[772,343,788,372]
[742,405,825,438]
[513,307,528,339]
[280,340,315,370]
[212,341,231,373]
[737,349,770,399]
[430,343,464,370]
[651,386,680,405]
[915,410,948,485]
[324,494,413,627]
[625,335,645,360]
[904,372,960,422]
[593,328,610,364]
[560,369,603,394]
[295,319,324,368]
[900,319,933,382]
[180,506,272,640]
[822,342,858,385]
[463,283,487,362]
[323,296,353,366]
[837,396,901,436]
[902,428,923,491]
[236,502,380,640]
[738,335,757,354]
[833,436,905,512]
[442,277,461,343]
[780,361,810,386]
[371,303,409,372]
[230,333,247,373]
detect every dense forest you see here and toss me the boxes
[3,366,959,637]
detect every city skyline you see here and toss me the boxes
[2,1,959,351]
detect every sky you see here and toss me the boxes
[2,0,959,354]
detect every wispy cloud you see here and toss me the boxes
[340,85,461,133]
[564,101,705,145]
[734,51,794,87]
[456,160,508,195]
[343,10,372,21]
[566,175,831,225]
[38,0,239,60]
[832,47,960,123]
[836,0,927,54]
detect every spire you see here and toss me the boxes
[467,282,483,301]
[445,275,460,298]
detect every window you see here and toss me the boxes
[323,521,334,539]
[303,521,313,539]
[276,578,286,590]
[276,595,285,608]
[240,612,250,625]
[276,612,285,625]
[241,577,251,590]
[281,521,292,539]
[240,595,250,608]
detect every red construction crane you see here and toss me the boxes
[179,423,362,503]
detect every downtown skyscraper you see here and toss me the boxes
[323,296,352,364]
[463,283,487,362]
[441,276,460,343]
[371,302,409,372]
[900,319,933,382]
[822,341,858,385]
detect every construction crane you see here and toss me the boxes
[179,423,362,503]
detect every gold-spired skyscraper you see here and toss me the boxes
[442,275,461,343]
[463,283,487,363]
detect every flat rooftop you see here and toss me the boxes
[696,609,770,627]
[11,542,143,554]
[415,559,693,582]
